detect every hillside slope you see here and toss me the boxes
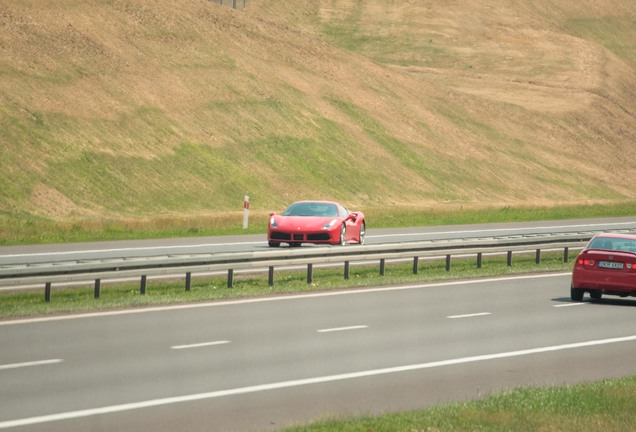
[1,0,635,239]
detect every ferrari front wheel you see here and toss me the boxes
[339,224,347,246]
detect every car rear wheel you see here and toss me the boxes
[571,286,584,302]
[359,221,366,244]
[268,241,280,247]
[339,224,347,246]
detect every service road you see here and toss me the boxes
[2,217,636,265]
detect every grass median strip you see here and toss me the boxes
[0,251,573,320]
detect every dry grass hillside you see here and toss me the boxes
[1,0,635,241]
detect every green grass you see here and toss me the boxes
[1,201,634,245]
[366,201,636,229]
[282,376,636,431]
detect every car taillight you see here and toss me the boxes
[577,258,595,266]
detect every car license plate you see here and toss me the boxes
[598,261,624,269]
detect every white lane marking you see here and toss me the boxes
[0,273,572,326]
[448,312,491,319]
[171,341,230,350]
[0,359,63,371]
[2,334,635,429]
[554,302,588,308]
[318,325,368,333]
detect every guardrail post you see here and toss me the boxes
[307,264,313,284]
[227,269,234,288]
[477,252,482,269]
[139,275,148,295]
[564,247,569,263]
[380,259,385,276]
[344,261,350,279]
[536,249,541,264]
[446,255,451,271]
[413,256,419,274]
[268,266,274,286]
[94,279,101,299]
[507,251,513,266]
[185,272,192,292]
[45,282,51,302]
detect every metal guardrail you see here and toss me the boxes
[2,230,621,301]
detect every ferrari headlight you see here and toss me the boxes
[270,217,278,228]
[322,219,337,229]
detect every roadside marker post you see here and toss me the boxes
[243,195,250,229]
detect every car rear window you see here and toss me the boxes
[588,237,636,253]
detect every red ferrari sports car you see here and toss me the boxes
[267,200,366,247]
[571,233,636,302]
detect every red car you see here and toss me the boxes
[571,233,636,302]
[268,201,366,247]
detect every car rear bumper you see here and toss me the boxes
[572,269,636,296]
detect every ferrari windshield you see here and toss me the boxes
[588,236,636,253]
[283,202,339,217]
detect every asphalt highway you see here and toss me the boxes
[1,273,636,431]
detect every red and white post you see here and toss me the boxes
[243,195,250,229]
